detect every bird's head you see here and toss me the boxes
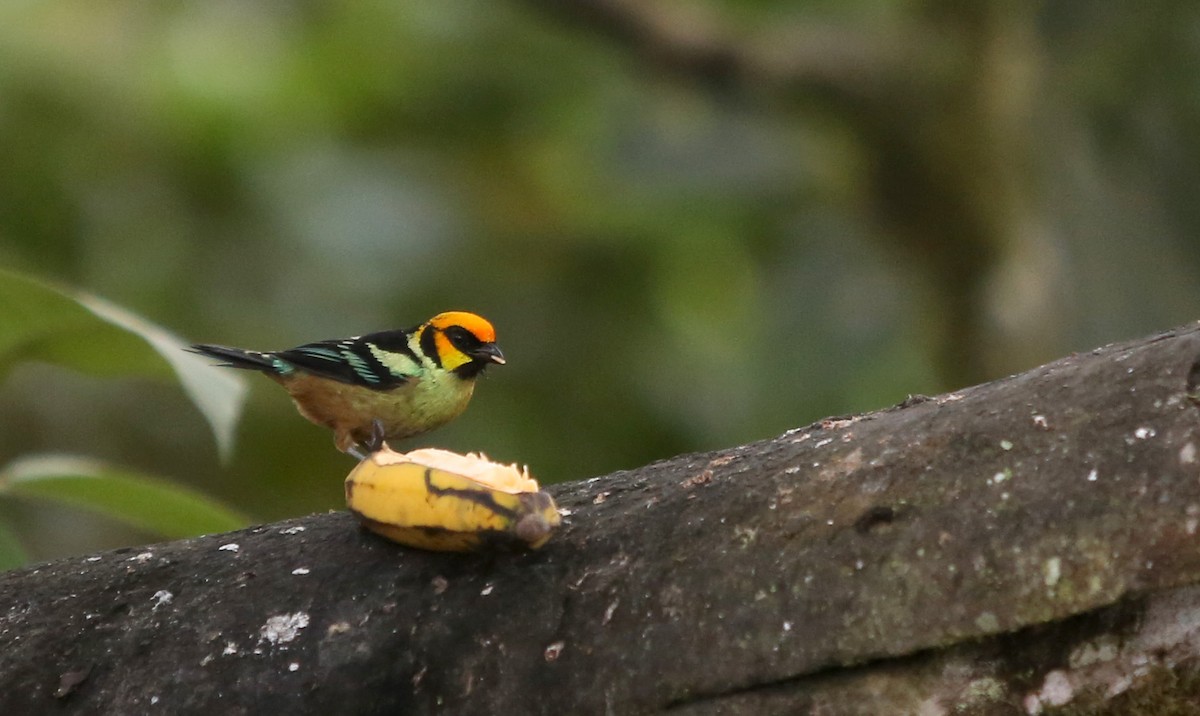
[423,311,505,378]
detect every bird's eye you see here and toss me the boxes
[444,326,482,350]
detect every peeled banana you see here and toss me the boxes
[345,447,561,552]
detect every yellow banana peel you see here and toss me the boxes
[345,447,561,552]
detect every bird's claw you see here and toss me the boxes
[347,421,387,460]
[365,418,388,452]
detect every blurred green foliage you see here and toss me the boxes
[0,268,248,567]
[1,0,1199,563]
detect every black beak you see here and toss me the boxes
[472,343,506,365]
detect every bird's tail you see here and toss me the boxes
[189,344,279,373]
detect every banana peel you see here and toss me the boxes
[345,446,561,552]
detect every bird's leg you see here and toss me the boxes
[363,418,388,453]
[346,419,388,460]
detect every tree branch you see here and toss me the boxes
[521,0,909,106]
[4,324,1200,713]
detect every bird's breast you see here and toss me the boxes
[281,372,476,440]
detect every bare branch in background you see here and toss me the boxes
[525,0,1039,390]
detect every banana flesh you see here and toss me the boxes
[345,447,561,552]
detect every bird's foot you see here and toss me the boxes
[364,418,389,452]
[346,419,389,460]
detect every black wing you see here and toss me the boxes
[273,334,414,390]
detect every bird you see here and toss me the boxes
[189,311,505,458]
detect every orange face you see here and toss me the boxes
[428,311,497,344]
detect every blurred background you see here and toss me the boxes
[1,0,1199,563]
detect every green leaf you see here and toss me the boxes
[0,520,29,572]
[0,455,251,538]
[0,267,247,459]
